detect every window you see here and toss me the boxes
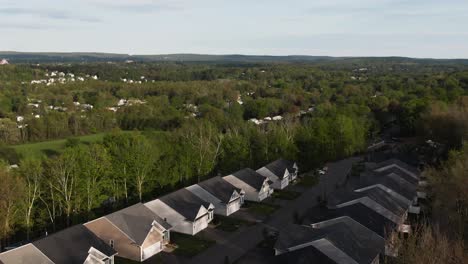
[208,209,214,220]
[109,239,114,249]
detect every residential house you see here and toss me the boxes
[0,244,53,264]
[84,203,171,262]
[370,159,420,181]
[357,171,420,210]
[145,189,214,235]
[304,204,399,239]
[328,187,410,224]
[223,168,273,202]
[274,222,384,264]
[32,225,117,264]
[257,158,298,190]
[186,176,245,216]
[275,245,336,264]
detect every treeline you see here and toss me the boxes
[0,63,467,146]
[0,62,468,250]
[388,142,468,264]
[0,105,369,248]
[388,98,468,264]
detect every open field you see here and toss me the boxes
[10,132,132,159]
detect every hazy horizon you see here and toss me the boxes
[1,0,468,59]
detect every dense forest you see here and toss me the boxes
[0,60,468,251]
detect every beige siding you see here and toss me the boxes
[85,218,141,262]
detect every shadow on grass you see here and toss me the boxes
[41,149,61,157]
[171,233,215,257]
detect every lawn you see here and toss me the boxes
[350,162,366,177]
[244,202,279,216]
[115,255,165,264]
[10,131,132,158]
[171,233,215,257]
[213,215,251,232]
[298,174,319,187]
[271,190,301,200]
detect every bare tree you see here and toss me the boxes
[49,149,78,226]
[18,158,44,240]
[183,122,223,182]
[385,224,468,264]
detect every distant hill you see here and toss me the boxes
[1,51,468,65]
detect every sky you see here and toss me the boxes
[1,0,468,58]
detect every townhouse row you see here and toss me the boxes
[0,158,299,264]
[273,158,427,264]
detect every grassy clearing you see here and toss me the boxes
[244,202,279,216]
[213,215,251,232]
[350,162,366,177]
[114,255,164,264]
[272,190,301,200]
[10,131,133,159]
[298,174,319,187]
[171,233,215,257]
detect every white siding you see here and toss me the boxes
[193,214,210,234]
[223,175,271,202]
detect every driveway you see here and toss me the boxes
[187,157,361,264]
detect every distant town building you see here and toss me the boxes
[0,59,9,65]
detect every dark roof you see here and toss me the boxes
[276,245,335,264]
[198,176,241,203]
[360,172,417,201]
[375,167,419,185]
[231,168,266,191]
[375,159,420,176]
[105,203,171,245]
[159,189,211,221]
[328,188,408,218]
[264,158,296,179]
[304,204,397,238]
[275,223,383,264]
[33,225,116,264]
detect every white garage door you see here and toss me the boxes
[142,241,161,261]
[227,200,241,215]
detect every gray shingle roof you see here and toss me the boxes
[304,204,397,238]
[360,172,417,201]
[105,203,171,245]
[275,222,383,264]
[159,188,211,221]
[198,176,241,203]
[375,159,420,177]
[264,158,296,179]
[0,244,53,264]
[375,167,419,185]
[328,188,408,218]
[276,245,336,264]
[33,225,116,264]
[231,168,266,191]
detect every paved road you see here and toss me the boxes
[188,157,361,264]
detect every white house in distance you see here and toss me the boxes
[0,59,9,65]
[145,189,214,235]
[257,158,299,190]
[224,168,273,202]
[186,176,245,216]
